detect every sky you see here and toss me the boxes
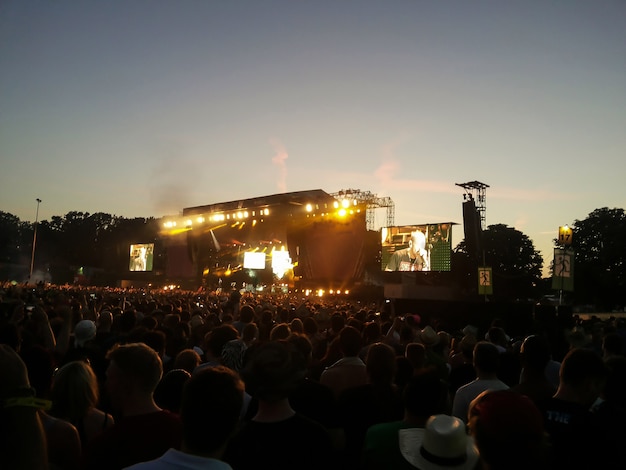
[1,0,625,278]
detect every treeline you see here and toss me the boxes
[1,207,624,310]
[0,211,162,285]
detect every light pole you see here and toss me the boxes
[29,198,42,282]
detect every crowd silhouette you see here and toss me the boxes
[1,282,625,469]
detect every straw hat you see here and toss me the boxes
[399,414,479,470]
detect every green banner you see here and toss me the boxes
[478,267,493,295]
[551,248,574,291]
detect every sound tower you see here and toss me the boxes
[462,199,482,260]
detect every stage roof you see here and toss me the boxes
[182,189,337,216]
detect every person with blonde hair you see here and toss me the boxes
[49,360,114,449]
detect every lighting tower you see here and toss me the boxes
[330,189,395,230]
[30,198,42,281]
[455,181,489,230]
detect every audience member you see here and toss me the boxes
[602,332,624,360]
[320,325,367,398]
[539,347,607,470]
[448,334,477,398]
[419,325,450,382]
[391,414,479,470]
[512,335,556,406]
[362,369,449,469]
[172,348,202,374]
[21,344,82,470]
[49,360,115,450]
[452,341,509,423]
[194,324,239,373]
[592,355,626,468]
[468,389,550,470]
[223,340,336,470]
[154,368,191,414]
[0,343,48,470]
[81,342,182,470]
[338,342,404,468]
[126,366,244,469]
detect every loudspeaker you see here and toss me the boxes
[462,200,482,259]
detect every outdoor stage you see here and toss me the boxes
[161,189,378,292]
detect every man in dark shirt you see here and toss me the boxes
[81,342,182,470]
[539,348,606,470]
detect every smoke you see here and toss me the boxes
[270,138,288,192]
[375,134,409,187]
[148,141,200,215]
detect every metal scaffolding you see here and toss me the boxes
[455,181,489,230]
[330,188,395,230]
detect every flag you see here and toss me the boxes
[551,248,574,291]
[478,267,493,295]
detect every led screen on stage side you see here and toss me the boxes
[129,243,154,272]
[243,251,266,270]
[381,223,452,272]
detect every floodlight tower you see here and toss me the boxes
[330,189,395,230]
[455,181,489,230]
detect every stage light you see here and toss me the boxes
[338,209,347,217]
[264,208,269,215]
[342,199,350,208]
[333,201,339,209]
[196,216,205,223]
[185,220,192,226]
[305,203,313,212]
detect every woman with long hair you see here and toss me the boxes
[49,360,114,448]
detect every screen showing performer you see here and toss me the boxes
[129,243,154,272]
[381,223,453,272]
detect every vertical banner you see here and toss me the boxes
[552,248,574,291]
[478,267,493,295]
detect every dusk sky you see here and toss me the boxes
[1,1,625,277]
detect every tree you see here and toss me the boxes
[0,212,29,264]
[454,224,543,301]
[569,207,626,310]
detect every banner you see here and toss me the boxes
[551,248,574,291]
[478,267,493,295]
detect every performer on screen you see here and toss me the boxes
[385,230,430,271]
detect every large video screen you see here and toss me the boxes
[381,223,452,272]
[243,251,266,270]
[129,243,154,272]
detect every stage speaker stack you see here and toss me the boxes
[462,199,482,260]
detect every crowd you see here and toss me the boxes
[1,282,625,469]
